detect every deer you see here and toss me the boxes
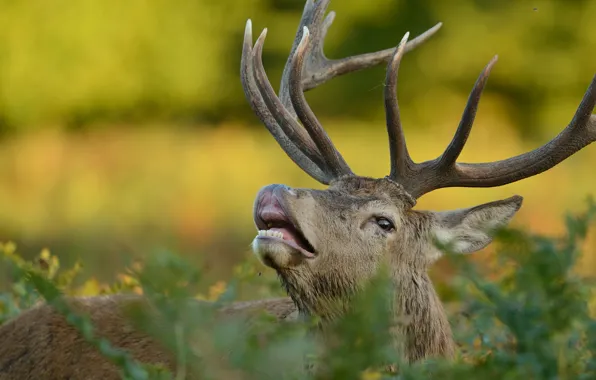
[1,0,595,378]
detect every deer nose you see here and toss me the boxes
[257,183,288,194]
[253,184,296,228]
[254,184,295,206]
[257,184,295,196]
[274,184,296,196]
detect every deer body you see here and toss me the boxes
[0,295,175,380]
[1,0,595,378]
[0,295,297,380]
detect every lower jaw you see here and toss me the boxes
[252,241,308,270]
[255,236,315,259]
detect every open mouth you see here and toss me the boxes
[254,187,316,258]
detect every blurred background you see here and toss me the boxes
[0,0,595,290]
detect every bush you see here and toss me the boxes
[1,201,595,379]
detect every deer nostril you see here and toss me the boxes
[276,184,297,196]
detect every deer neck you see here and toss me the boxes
[278,267,455,362]
[393,271,455,362]
[278,270,359,322]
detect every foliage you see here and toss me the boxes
[1,201,596,379]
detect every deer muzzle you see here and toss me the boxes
[252,184,316,269]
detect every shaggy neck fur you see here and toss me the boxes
[277,267,455,363]
[394,271,455,362]
[278,269,359,322]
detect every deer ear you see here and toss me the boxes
[429,195,523,256]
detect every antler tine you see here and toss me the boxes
[306,21,443,91]
[436,55,498,169]
[251,28,329,175]
[289,27,353,179]
[279,0,330,113]
[279,0,443,116]
[240,20,330,184]
[400,68,596,199]
[385,32,414,181]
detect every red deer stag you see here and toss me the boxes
[1,0,595,378]
[0,1,441,379]
[242,0,595,365]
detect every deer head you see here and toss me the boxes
[242,0,596,362]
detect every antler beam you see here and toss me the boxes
[288,27,353,178]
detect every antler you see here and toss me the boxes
[242,0,596,196]
[384,34,596,199]
[240,0,442,184]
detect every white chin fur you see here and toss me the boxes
[252,235,296,269]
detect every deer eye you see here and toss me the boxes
[375,217,395,232]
